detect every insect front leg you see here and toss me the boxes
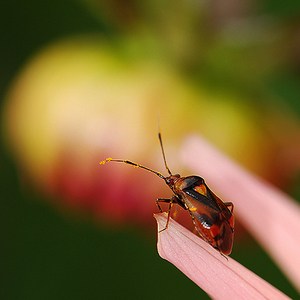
[156,198,171,213]
[156,196,178,232]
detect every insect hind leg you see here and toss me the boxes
[224,202,234,213]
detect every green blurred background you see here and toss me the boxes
[1,1,300,299]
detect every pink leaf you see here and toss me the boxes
[155,213,291,300]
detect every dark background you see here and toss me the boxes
[1,1,299,299]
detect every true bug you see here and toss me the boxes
[100,131,234,255]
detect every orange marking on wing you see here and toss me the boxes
[194,184,207,196]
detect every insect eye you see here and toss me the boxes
[194,184,207,196]
[166,178,173,185]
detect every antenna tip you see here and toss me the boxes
[99,157,113,165]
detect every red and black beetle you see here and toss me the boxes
[101,132,234,255]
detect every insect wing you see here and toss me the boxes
[184,188,221,213]
[183,189,220,228]
[208,189,235,227]
[182,180,234,255]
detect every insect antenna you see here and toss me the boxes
[100,158,166,180]
[158,131,172,176]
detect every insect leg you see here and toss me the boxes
[156,196,178,232]
[224,202,234,213]
[156,198,171,213]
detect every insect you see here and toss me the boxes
[100,131,234,255]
